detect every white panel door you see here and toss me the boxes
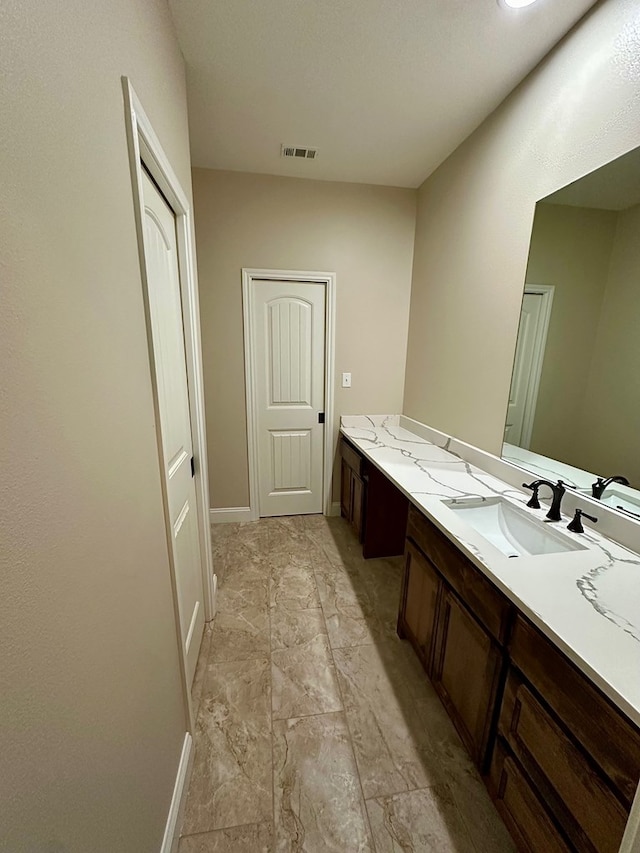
[141,168,204,685]
[505,292,544,447]
[253,280,326,516]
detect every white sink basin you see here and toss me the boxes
[442,497,587,558]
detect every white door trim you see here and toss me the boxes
[242,269,336,520]
[519,284,555,449]
[122,78,215,723]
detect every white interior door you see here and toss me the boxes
[141,168,204,685]
[253,280,326,516]
[505,291,546,447]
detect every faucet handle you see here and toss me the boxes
[522,481,541,509]
[567,508,598,534]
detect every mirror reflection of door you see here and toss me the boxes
[505,286,554,448]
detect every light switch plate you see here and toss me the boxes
[342,372,352,388]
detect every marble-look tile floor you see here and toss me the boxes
[180,515,516,853]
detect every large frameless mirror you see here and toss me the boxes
[502,144,640,517]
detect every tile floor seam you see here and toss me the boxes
[274,708,349,729]
[266,545,277,853]
[179,820,267,841]
[313,530,378,851]
[270,547,344,723]
[363,779,444,804]
[183,526,274,840]
[316,548,477,824]
[274,706,350,724]
[207,653,271,665]
[328,638,377,651]
[311,567,388,648]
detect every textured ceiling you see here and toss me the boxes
[170,0,598,188]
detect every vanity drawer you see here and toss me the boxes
[407,506,512,643]
[489,741,571,853]
[499,672,627,853]
[339,436,366,477]
[509,615,640,806]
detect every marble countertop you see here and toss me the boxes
[340,415,640,727]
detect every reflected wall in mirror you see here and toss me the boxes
[503,144,640,512]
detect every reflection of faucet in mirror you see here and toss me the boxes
[592,476,630,499]
[523,479,566,522]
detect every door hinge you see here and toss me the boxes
[318,412,325,424]
[190,456,195,477]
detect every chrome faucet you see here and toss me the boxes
[523,479,566,522]
[591,475,630,499]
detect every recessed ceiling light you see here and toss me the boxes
[499,0,539,8]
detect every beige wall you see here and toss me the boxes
[526,203,617,465]
[193,169,416,508]
[578,203,640,487]
[1,2,193,851]
[403,0,640,456]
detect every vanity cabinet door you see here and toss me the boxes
[398,541,440,672]
[340,457,352,519]
[340,438,367,542]
[432,587,504,769]
[351,471,365,542]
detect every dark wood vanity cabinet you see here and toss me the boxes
[398,505,640,853]
[432,586,504,769]
[489,616,640,853]
[339,436,408,558]
[398,541,440,671]
[399,505,511,769]
[340,435,367,540]
[489,741,572,853]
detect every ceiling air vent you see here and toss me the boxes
[281,144,318,160]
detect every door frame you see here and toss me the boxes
[518,284,555,449]
[122,79,215,682]
[242,268,336,520]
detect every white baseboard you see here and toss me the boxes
[209,506,253,523]
[211,505,341,522]
[160,732,193,853]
